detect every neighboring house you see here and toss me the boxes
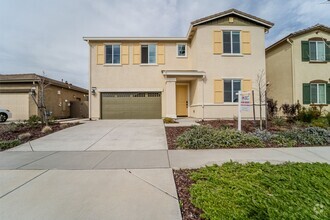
[266,24,330,112]
[84,9,273,119]
[0,74,88,120]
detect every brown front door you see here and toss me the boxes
[176,85,188,116]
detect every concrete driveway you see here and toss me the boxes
[10,120,167,151]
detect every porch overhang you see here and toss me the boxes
[161,70,206,77]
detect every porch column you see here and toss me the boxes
[165,78,177,118]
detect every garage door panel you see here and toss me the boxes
[0,93,29,120]
[101,92,161,119]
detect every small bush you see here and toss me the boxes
[271,116,286,126]
[311,118,329,128]
[281,127,330,146]
[177,126,264,149]
[18,132,32,141]
[326,112,330,126]
[60,123,69,129]
[48,116,57,125]
[267,99,278,118]
[280,103,301,120]
[0,140,21,150]
[252,129,273,142]
[270,135,297,147]
[41,126,53,134]
[163,117,177,124]
[26,115,41,127]
[297,107,320,123]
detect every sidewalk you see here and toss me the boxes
[1,147,329,170]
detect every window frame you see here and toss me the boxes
[310,83,327,104]
[176,43,187,58]
[309,41,326,62]
[140,43,157,65]
[223,30,241,54]
[224,79,242,103]
[104,44,121,65]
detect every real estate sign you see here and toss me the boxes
[240,93,250,112]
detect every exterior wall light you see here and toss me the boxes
[91,87,97,95]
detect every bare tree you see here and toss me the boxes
[256,70,267,130]
[30,71,51,126]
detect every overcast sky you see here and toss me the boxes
[1,0,330,88]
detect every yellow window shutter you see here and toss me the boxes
[133,43,141,64]
[157,43,165,65]
[242,79,252,92]
[96,45,105,65]
[213,30,222,54]
[241,31,251,55]
[214,79,224,103]
[121,44,129,65]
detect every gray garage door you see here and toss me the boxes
[101,92,161,119]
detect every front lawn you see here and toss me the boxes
[174,162,330,220]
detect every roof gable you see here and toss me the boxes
[266,24,330,51]
[190,8,274,28]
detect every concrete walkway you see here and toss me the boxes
[1,147,329,170]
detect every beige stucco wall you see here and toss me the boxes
[266,42,293,106]
[89,23,268,119]
[266,30,330,113]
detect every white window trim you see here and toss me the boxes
[223,30,241,55]
[176,43,187,58]
[224,79,241,103]
[104,44,121,65]
[310,83,327,104]
[309,41,326,62]
[140,43,157,64]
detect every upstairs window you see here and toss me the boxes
[309,41,326,61]
[223,31,240,54]
[141,44,156,64]
[105,44,121,64]
[177,44,187,57]
[224,79,241,102]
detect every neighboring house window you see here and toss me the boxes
[177,44,187,57]
[141,44,156,64]
[224,79,241,102]
[105,44,121,64]
[310,83,326,104]
[223,31,240,54]
[309,41,326,61]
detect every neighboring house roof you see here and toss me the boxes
[266,24,330,51]
[83,8,273,42]
[0,73,88,94]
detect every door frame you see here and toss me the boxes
[176,83,190,117]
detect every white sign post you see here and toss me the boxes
[237,91,251,131]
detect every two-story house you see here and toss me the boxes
[266,24,330,111]
[84,9,273,119]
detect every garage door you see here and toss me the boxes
[101,92,161,119]
[0,93,29,120]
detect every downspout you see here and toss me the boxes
[286,38,295,104]
[202,75,205,120]
[88,41,92,120]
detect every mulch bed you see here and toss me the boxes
[173,169,202,220]
[0,123,79,150]
[165,127,191,150]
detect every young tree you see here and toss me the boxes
[256,70,267,130]
[30,72,51,126]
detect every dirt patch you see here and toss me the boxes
[165,127,191,150]
[173,169,202,220]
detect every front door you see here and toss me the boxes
[176,85,188,116]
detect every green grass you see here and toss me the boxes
[189,162,330,220]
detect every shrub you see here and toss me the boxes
[48,116,57,125]
[281,127,330,146]
[252,129,273,142]
[267,99,278,118]
[297,107,321,123]
[280,103,301,119]
[41,126,53,134]
[271,116,286,126]
[270,135,297,147]
[163,117,177,124]
[18,132,32,141]
[326,112,330,126]
[311,118,329,128]
[176,126,264,149]
[60,123,69,129]
[26,115,41,127]
[0,139,21,150]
